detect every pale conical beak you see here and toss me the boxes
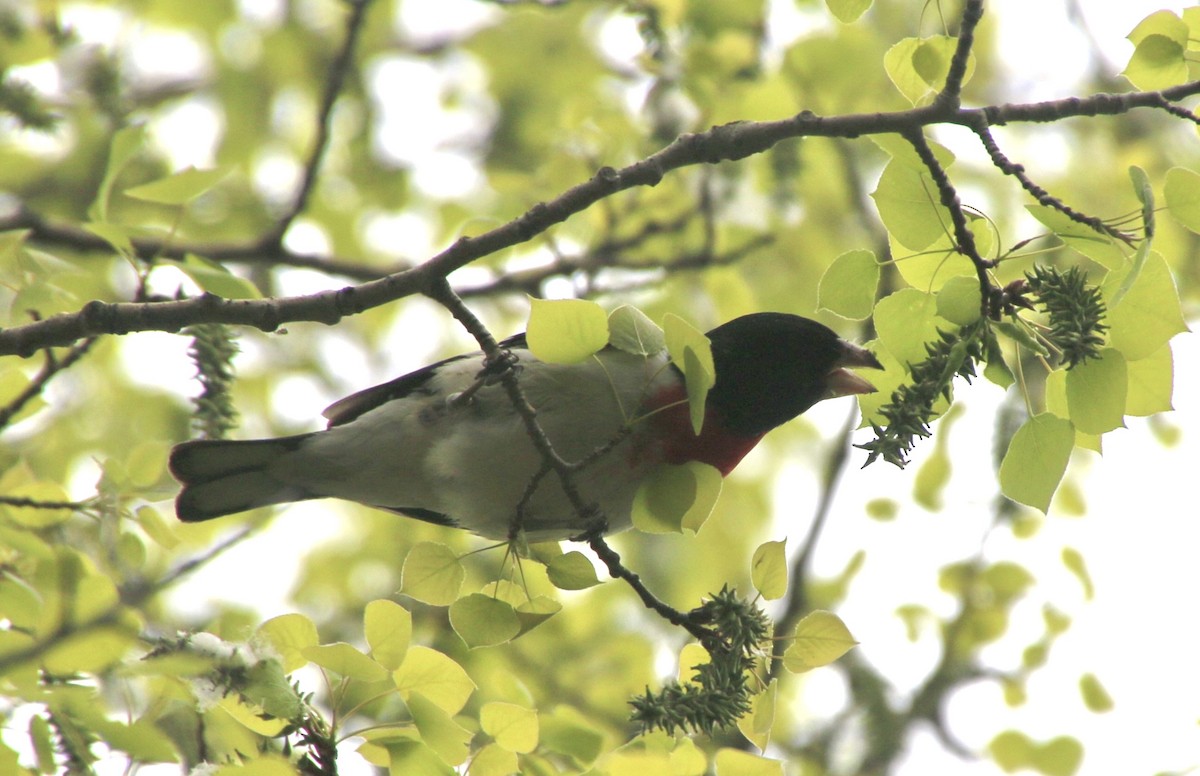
[823,341,884,399]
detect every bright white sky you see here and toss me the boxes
[30,0,1197,774]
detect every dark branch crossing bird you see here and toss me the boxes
[169,313,883,541]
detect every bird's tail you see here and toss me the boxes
[169,435,316,522]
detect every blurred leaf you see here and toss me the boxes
[1060,548,1094,600]
[1104,252,1188,361]
[713,747,783,776]
[737,680,776,752]
[162,253,262,299]
[1026,204,1127,270]
[826,0,872,23]
[1164,166,1200,233]
[1079,673,1114,713]
[1125,343,1173,416]
[124,166,230,205]
[90,124,148,222]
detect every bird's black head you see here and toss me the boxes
[704,312,881,436]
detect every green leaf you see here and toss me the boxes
[1125,343,1173,416]
[302,642,390,682]
[1065,349,1127,435]
[448,593,521,648]
[782,610,857,673]
[884,35,974,105]
[998,413,1074,513]
[713,747,784,776]
[1122,11,1189,90]
[526,297,609,364]
[408,692,472,766]
[936,275,983,325]
[631,461,722,534]
[124,166,230,205]
[1026,204,1127,270]
[1060,547,1094,600]
[737,680,776,752]
[607,304,665,356]
[365,599,412,671]
[162,253,262,299]
[873,288,942,368]
[0,480,73,528]
[392,647,475,715]
[817,249,879,320]
[872,159,950,251]
[825,0,871,24]
[546,551,601,590]
[663,314,715,434]
[750,539,788,601]
[481,701,539,753]
[29,715,55,773]
[385,740,456,776]
[468,743,518,776]
[243,659,303,720]
[515,596,562,636]
[401,542,465,606]
[1104,252,1188,361]
[255,613,318,673]
[1079,673,1114,713]
[1164,166,1200,233]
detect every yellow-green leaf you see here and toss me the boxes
[874,288,942,368]
[468,743,518,776]
[817,249,879,320]
[526,297,609,364]
[1026,204,1127,270]
[481,701,539,753]
[448,594,521,648]
[124,166,230,205]
[872,159,949,251]
[365,599,412,671]
[401,542,465,606]
[1164,166,1200,233]
[632,461,722,534]
[408,692,471,766]
[546,551,601,590]
[608,304,665,356]
[714,747,784,776]
[1123,11,1189,90]
[392,646,476,714]
[936,275,983,325]
[256,613,318,673]
[782,610,857,673]
[750,539,788,601]
[737,680,776,752]
[302,642,389,682]
[163,254,262,300]
[998,413,1074,513]
[663,313,715,434]
[90,123,148,222]
[825,0,871,24]
[515,595,562,636]
[1125,344,1173,416]
[385,740,455,776]
[1065,350,1126,435]
[1104,252,1188,361]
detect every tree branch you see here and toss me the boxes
[5,82,1200,357]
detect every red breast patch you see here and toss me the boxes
[640,384,764,476]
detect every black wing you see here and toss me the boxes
[321,332,530,427]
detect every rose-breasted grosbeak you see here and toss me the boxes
[169,312,882,541]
